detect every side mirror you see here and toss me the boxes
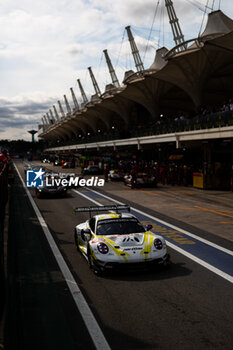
[81,228,91,241]
[146,224,152,231]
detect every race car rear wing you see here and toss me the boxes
[73,204,130,217]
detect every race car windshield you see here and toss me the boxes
[96,218,145,235]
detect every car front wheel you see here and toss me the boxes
[88,250,102,276]
[74,229,80,251]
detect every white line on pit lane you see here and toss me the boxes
[72,188,233,284]
[14,164,111,350]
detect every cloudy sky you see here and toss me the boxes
[0,0,233,141]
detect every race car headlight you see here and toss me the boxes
[97,243,109,254]
[154,239,163,250]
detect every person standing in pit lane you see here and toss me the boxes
[160,163,167,185]
[104,164,109,182]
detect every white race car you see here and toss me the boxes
[74,205,170,275]
[108,169,124,181]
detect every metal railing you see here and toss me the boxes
[130,111,233,138]
[50,110,233,147]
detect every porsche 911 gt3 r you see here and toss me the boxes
[74,205,170,275]
[124,172,157,189]
[109,169,124,181]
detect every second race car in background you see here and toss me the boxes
[42,158,50,164]
[54,159,62,166]
[83,165,103,175]
[109,169,124,181]
[124,172,157,189]
[35,175,68,198]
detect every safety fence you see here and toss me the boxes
[0,164,8,319]
[52,110,233,147]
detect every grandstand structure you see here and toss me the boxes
[38,2,233,189]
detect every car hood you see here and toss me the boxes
[98,233,146,247]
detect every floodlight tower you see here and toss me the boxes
[125,26,144,72]
[42,116,48,125]
[77,79,88,105]
[41,117,46,131]
[88,67,101,96]
[46,112,52,124]
[49,109,56,122]
[103,49,120,88]
[28,129,37,142]
[64,95,72,114]
[42,116,49,130]
[58,100,65,118]
[53,105,60,120]
[70,87,79,110]
[165,0,186,50]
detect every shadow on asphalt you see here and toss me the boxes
[35,195,72,200]
[103,325,156,350]
[95,262,191,282]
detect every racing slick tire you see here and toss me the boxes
[162,254,171,269]
[87,247,102,276]
[74,229,80,252]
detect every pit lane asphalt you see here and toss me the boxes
[14,161,233,350]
